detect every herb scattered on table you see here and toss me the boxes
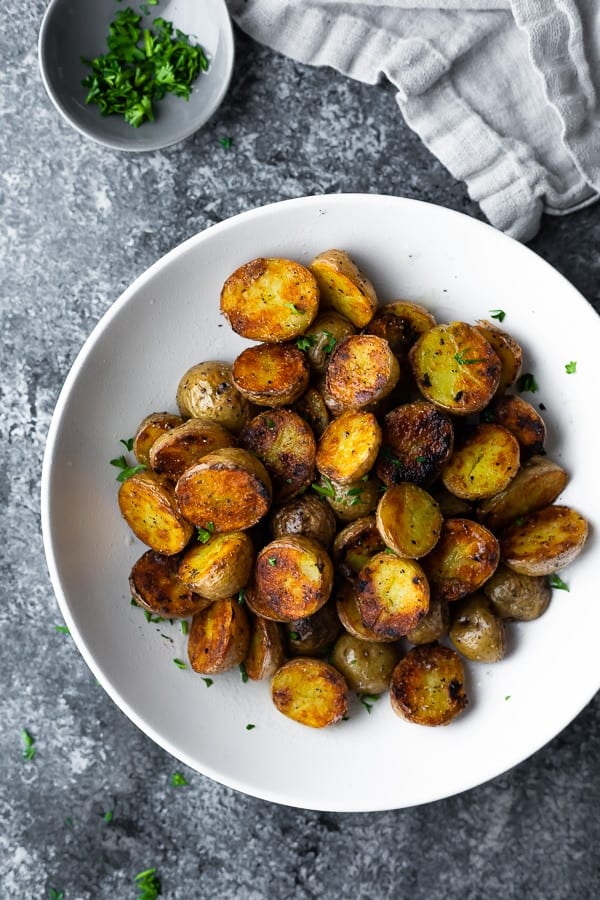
[49,890,65,900]
[489,309,506,322]
[103,810,114,824]
[219,136,233,148]
[170,772,189,786]
[54,625,70,634]
[21,728,36,760]
[135,867,161,900]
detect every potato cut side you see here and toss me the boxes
[309,249,377,327]
[355,553,430,639]
[129,550,213,619]
[244,616,285,681]
[476,454,568,531]
[177,531,254,601]
[326,335,400,411]
[187,598,251,675]
[220,257,319,342]
[488,393,546,457]
[441,423,520,501]
[301,310,356,373]
[448,591,506,663]
[409,321,501,414]
[476,321,523,394]
[376,483,443,558]
[424,517,500,602]
[376,401,454,487]
[133,412,184,467]
[232,343,310,407]
[118,470,194,554]
[176,361,252,434]
[149,418,236,481]
[500,504,589,576]
[270,494,337,548]
[332,516,386,579]
[390,643,467,726]
[239,408,316,503]
[316,410,382,484]
[271,657,349,728]
[335,579,397,643]
[175,447,272,532]
[483,564,551,621]
[253,535,334,621]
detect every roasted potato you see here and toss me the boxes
[325,335,400,411]
[187,597,251,674]
[316,410,382,485]
[299,310,356,373]
[177,531,254,601]
[283,601,342,656]
[449,591,507,663]
[129,550,212,619]
[332,516,386,579]
[476,454,568,531]
[293,385,331,436]
[232,342,310,407]
[176,361,253,434]
[376,401,454,487]
[149,418,236,482]
[271,657,349,727]
[389,643,467,726]
[118,469,194,554]
[376,482,443,558]
[362,300,436,357]
[309,249,377,327]
[331,633,401,694]
[335,578,397,643]
[132,412,184,467]
[270,493,337,548]
[355,552,430,639]
[220,257,319,342]
[244,616,285,681]
[476,321,523,394]
[424,517,500,602]
[409,321,501,414]
[440,423,520,501]
[405,596,450,645]
[500,504,589,576]
[315,473,381,522]
[175,447,272,532]
[483,564,551,621]
[253,535,334,621]
[429,484,473,519]
[487,393,546,457]
[239,408,316,502]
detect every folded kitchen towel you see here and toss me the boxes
[227,0,600,240]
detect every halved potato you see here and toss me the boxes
[440,423,520,501]
[133,412,184,467]
[316,410,382,484]
[332,516,386,579]
[187,597,251,674]
[118,469,194,554]
[293,385,331,437]
[253,536,334,621]
[335,578,397,643]
[483,564,551,621]
[271,657,349,727]
[355,552,430,639]
[376,401,454,487]
[149,418,236,481]
[175,447,272,531]
[362,300,436,357]
[476,321,523,394]
[309,249,377,327]
[220,257,319,342]
[424,518,500,601]
[232,343,310,407]
[500,504,589,575]
[283,601,342,656]
[449,591,507,663]
[325,335,400,411]
[315,473,381,522]
[331,634,401,694]
[476,455,568,531]
[177,531,254,601]
[270,494,337,548]
[376,483,443,558]
[176,361,253,434]
[239,408,316,502]
[389,643,468,726]
[409,321,501,414]
[299,310,356,373]
[487,393,546,457]
[129,550,213,619]
[405,596,450,645]
[244,616,285,681]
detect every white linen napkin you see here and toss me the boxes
[227,0,600,240]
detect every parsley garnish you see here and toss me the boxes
[516,372,539,393]
[196,522,215,543]
[549,574,570,591]
[237,589,245,605]
[239,662,249,683]
[489,309,506,322]
[49,890,65,900]
[505,695,511,701]
[202,677,213,687]
[286,303,302,315]
[246,723,256,730]
[296,334,317,351]
[267,557,277,567]
[21,728,35,760]
[219,136,232,148]
[312,475,335,499]
[54,625,70,634]
[180,620,189,635]
[288,631,299,641]
[144,610,165,624]
[454,350,486,366]
[170,772,189,786]
[565,361,577,374]
[322,331,337,354]
[103,810,114,823]
[110,438,146,481]
[173,658,187,669]
[135,867,161,900]
[359,694,379,714]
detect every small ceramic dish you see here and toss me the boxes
[38,0,234,151]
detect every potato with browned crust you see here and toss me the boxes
[271,657,349,727]
[476,321,523,395]
[355,552,430,639]
[283,601,342,657]
[326,335,400,411]
[176,361,253,434]
[316,410,382,485]
[309,249,377,327]
[376,482,443,558]
[424,517,500,602]
[500,504,589,576]
[487,393,546,457]
[270,493,337,548]
[335,578,398,643]
[149,418,236,482]
[441,423,520,501]
[332,516,386,579]
[406,596,450,645]
[118,469,194,554]
[483,564,551,621]
[376,401,454,487]
[220,257,319,342]
[298,310,356,373]
[177,531,254,601]
[239,408,316,503]
[331,634,401,694]
[253,535,334,621]
[476,454,568,532]
[389,643,467,726]
[187,598,251,675]
[362,300,436,357]
[244,616,285,681]
[449,591,507,663]
[232,343,310,407]
[129,550,213,619]
[133,412,184,467]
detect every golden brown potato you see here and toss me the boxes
[149,418,236,482]
[449,591,507,662]
[187,598,251,674]
[487,393,546,457]
[175,447,272,532]
[177,531,254,601]
[409,321,501,414]
[315,473,381,522]
[239,408,316,502]
[325,335,400,411]
[271,657,349,727]
[500,504,589,576]
[405,596,450,645]
[129,550,213,619]
[440,423,520,501]
[133,412,184,467]
[476,455,568,532]
[476,321,523,394]
[316,410,382,485]
[270,494,337,547]
[176,361,253,434]
[424,517,500,602]
[376,483,443,558]
[220,257,319,342]
[355,552,430,639]
[389,643,467,726]
[232,343,310,407]
[253,536,334,621]
[335,578,397,643]
[376,401,454,487]
[298,310,356,373]
[283,601,342,656]
[293,385,331,437]
[362,300,436,357]
[483,564,551,621]
[332,516,386,579]
[118,469,194,554]
[244,616,285,681]
[331,634,401,694]
[309,249,377,327]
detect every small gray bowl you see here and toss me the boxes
[38,0,235,151]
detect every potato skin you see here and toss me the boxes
[424,517,500,602]
[133,412,184,467]
[118,469,194,554]
[476,455,568,531]
[331,633,401,694]
[244,616,285,681]
[300,310,356,373]
[476,321,523,394]
[483,564,551,621]
[232,343,310,407]
[449,591,506,663]
[177,531,254,601]
[293,385,331,437]
[239,408,316,503]
[332,516,386,579]
[405,596,449,645]
[309,249,377,327]
[176,361,252,434]
[355,552,430,639]
[283,601,342,656]
[440,423,520,501]
[149,418,236,482]
[500,504,589,576]
[389,643,467,726]
[271,657,349,727]
[253,535,334,621]
[187,598,251,674]
[376,401,454,487]
[326,335,400,411]
[129,550,212,619]
[316,410,382,484]
[220,257,319,342]
[270,494,337,547]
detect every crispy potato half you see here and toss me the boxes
[271,657,349,727]
[500,504,589,576]
[220,257,319,342]
[244,616,285,681]
[175,447,272,532]
[133,412,184,467]
[409,321,501,414]
[424,517,500,602]
[488,393,546,457]
[316,410,382,485]
[483,564,551,621]
[332,516,386,579]
[449,591,506,663]
[476,321,523,394]
[331,633,401,694]
[335,578,397,643]
[309,249,377,327]
[177,531,254,601]
[149,418,236,482]
[232,343,310,407]
[239,408,316,503]
[326,335,400,411]
[299,310,356,373]
[377,401,454,487]
[376,483,443,558]
[176,361,253,434]
[283,601,342,657]
[187,598,251,675]
[270,493,337,548]
[441,423,520,501]
[362,300,436,357]
[355,552,430,639]
[476,454,568,531]
[389,643,467,726]
[253,535,334,621]
[129,550,213,619]
[118,470,194,554]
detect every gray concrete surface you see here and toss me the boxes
[2,4,600,899]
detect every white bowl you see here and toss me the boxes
[41,194,600,811]
[38,0,234,151]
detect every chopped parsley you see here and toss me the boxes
[565,361,577,374]
[489,309,506,322]
[288,630,299,641]
[359,694,379,714]
[172,658,187,669]
[311,475,335,499]
[54,625,70,634]
[237,589,245,606]
[49,891,65,900]
[239,662,249,683]
[516,372,539,393]
[21,728,35,760]
[135,867,162,900]
[170,772,189,786]
[296,334,317,351]
[110,438,146,481]
[201,677,213,688]
[219,136,233,148]
[246,723,256,731]
[103,810,114,823]
[196,522,215,543]
[179,620,189,635]
[549,574,570,591]
[454,350,486,366]
[267,557,277,567]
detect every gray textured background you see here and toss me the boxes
[2,3,600,899]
